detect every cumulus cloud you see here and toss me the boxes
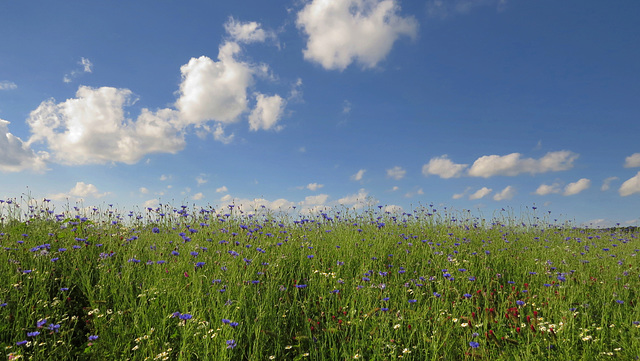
[601,176,618,191]
[49,181,109,201]
[192,192,204,200]
[0,119,48,172]
[248,93,286,131]
[468,151,578,178]
[386,166,406,180]
[301,194,330,206]
[224,17,275,44]
[26,86,185,165]
[296,0,418,70]
[624,153,640,168]
[422,155,467,179]
[175,43,253,126]
[563,178,590,196]
[351,169,366,181]
[196,175,207,186]
[139,187,149,194]
[493,185,515,201]
[306,183,324,191]
[338,188,373,208]
[534,183,561,196]
[469,187,492,200]
[0,81,17,90]
[619,171,640,196]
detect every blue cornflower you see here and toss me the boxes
[296,284,307,289]
[557,275,566,282]
[27,331,40,337]
[16,340,27,346]
[226,339,237,349]
[229,322,239,327]
[330,289,340,294]
[516,300,525,306]
[60,287,69,291]
[222,319,231,324]
[190,251,199,257]
[48,323,61,332]
[362,277,370,282]
[307,255,314,259]
[37,319,47,328]
[433,292,441,297]
[408,299,417,303]
[469,341,480,348]
[179,313,193,320]
[616,300,624,304]
[88,335,98,341]
[463,293,472,299]
[195,262,205,268]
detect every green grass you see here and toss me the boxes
[1,200,639,360]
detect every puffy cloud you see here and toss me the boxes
[468,151,578,178]
[139,187,149,194]
[64,57,93,83]
[196,175,207,186]
[384,204,403,213]
[351,169,366,181]
[176,43,253,125]
[422,155,467,179]
[386,166,406,180]
[493,185,515,201]
[338,188,373,208]
[0,119,48,172]
[49,181,109,201]
[224,17,274,44]
[0,81,17,90]
[469,187,492,200]
[624,153,640,168]
[81,58,93,73]
[619,171,640,196]
[601,176,618,191]
[404,188,424,198]
[216,186,229,193]
[534,183,561,196]
[296,0,418,70]
[248,93,286,131]
[192,192,204,200]
[306,183,324,191]
[27,86,184,165]
[301,194,329,206]
[563,178,590,196]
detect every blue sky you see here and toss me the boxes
[1,0,639,226]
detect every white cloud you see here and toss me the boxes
[143,199,159,208]
[296,0,418,70]
[301,194,329,206]
[563,178,590,196]
[422,155,467,179]
[469,187,492,200]
[196,175,208,186]
[338,188,373,209]
[27,86,185,165]
[160,174,171,181]
[192,192,204,200]
[452,192,466,200]
[534,183,561,196]
[384,204,403,213]
[493,185,515,201]
[619,171,640,196]
[0,81,17,90]
[404,188,424,198]
[224,17,274,44]
[176,43,253,126]
[139,187,149,194]
[248,93,286,131]
[390,186,399,192]
[351,169,366,181]
[50,181,109,201]
[624,153,640,168]
[0,119,48,172]
[64,57,93,83]
[81,57,93,73]
[468,151,578,178]
[601,176,618,191]
[306,183,324,191]
[212,124,235,144]
[386,166,406,180]
[216,186,229,193]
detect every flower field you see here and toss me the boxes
[1,199,639,360]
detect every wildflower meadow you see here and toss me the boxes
[1,198,639,360]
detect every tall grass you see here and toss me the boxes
[1,199,638,360]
